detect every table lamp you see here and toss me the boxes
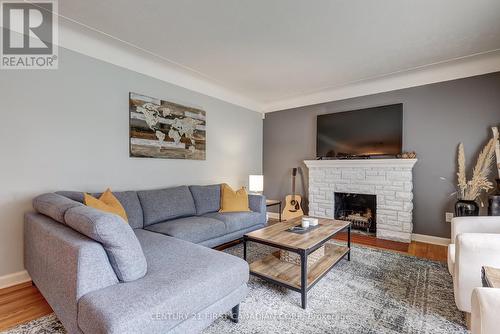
[249,175,264,194]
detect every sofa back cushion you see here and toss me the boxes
[56,191,144,229]
[137,186,196,226]
[189,184,221,215]
[33,193,83,224]
[64,205,147,282]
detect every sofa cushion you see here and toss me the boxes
[189,184,221,215]
[56,191,144,229]
[144,216,227,244]
[137,186,196,226]
[64,206,147,282]
[77,230,249,334]
[33,193,83,224]
[203,211,262,234]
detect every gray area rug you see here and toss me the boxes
[3,243,466,334]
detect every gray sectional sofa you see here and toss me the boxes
[24,184,266,334]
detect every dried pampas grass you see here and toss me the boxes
[457,143,467,199]
[456,138,496,200]
[493,127,500,178]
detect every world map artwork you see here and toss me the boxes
[129,92,206,160]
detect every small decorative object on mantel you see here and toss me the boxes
[454,134,496,216]
[488,127,500,216]
[397,151,417,159]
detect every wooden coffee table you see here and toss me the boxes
[243,217,351,309]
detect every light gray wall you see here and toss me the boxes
[0,47,263,279]
[264,72,500,238]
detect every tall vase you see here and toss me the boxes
[488,179,500,216]
[455,199,479,217]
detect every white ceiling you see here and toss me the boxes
[57,0,500,111]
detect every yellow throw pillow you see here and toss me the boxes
[219,183,250,213]
[84,189,128,222]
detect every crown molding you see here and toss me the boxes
[263,50,500,112]
[56,19,265,113]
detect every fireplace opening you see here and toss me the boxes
[334,192,376,234]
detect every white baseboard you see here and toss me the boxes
[411,233,451,246]
[0,270,31,289]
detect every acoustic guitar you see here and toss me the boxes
[282,167,304,220]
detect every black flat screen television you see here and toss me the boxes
[316,104,403,159]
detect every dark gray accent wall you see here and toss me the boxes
[263,72,500,238]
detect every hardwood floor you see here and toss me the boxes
[0,281,52,331]
[0,236,448,331]
[334,232,448,262]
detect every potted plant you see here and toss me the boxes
[455,136,496,216]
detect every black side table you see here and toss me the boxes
[266,199,282,222]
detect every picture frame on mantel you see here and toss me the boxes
[129,92,206,160]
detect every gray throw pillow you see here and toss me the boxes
[64,205,147,282]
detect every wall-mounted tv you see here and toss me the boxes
[316,104,403,159]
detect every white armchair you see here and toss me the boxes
[471,288,500,334]
[447,216,500,312]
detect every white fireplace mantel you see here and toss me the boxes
[304,158,418,243]
[304,159,417,169]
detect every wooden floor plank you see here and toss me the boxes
[334,232,411,253]
[0,283,52,331]
[0,282,32,297]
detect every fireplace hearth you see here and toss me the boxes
[335,192,376,234]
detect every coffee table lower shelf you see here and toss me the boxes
[249,244,349,291]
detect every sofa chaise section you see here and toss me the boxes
[78,230,249,334]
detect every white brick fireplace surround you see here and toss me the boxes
[304,159,418,243]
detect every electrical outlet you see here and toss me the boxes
[445,212,454,223]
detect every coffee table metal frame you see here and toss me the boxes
[243,222,351,309]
